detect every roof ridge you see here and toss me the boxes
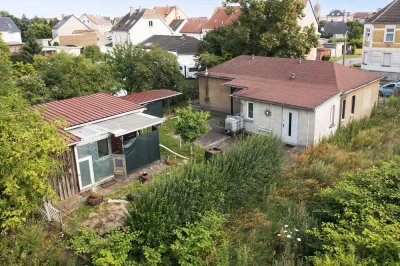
[332,63,342,93]
[370,0,398,23]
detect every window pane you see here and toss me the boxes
[342,100,346,119]
[79,160,92,188]
[248,103,254,119]
[351,95,356,114]
[97,139,110,158]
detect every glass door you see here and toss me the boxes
[78,156,94,190]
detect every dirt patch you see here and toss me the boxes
[82,202,129,235]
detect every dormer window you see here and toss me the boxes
[149,20,153,27]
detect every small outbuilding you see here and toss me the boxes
[121,89,182,118]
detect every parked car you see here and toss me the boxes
[379,82,400,97]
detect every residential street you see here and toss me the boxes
[335,56,362,66]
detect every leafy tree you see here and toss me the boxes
[175,102,210,156]
[0,33,9,55]
[346,20,364,48]
[11,35,42,64]
[199,0,318,59]
[0,62,66,229]
[25,22,52,39]
[33,52,119,100]
[83,45,104,62]
[109,43,183,93]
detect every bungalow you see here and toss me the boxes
[197,55,382,146]
[37,93,164,200]
[140,35,200,78]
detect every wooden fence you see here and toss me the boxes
[51,148,80,201]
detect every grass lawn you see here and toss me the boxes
[330,54,361,62]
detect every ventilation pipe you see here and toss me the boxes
[130,6,135,16]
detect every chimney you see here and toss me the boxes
[290,73,296,80]
[130,6,135,16]
[298,59,302,64]
[138,6,143,12]
[61,13,65,19]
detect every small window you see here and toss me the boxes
[341,99,346,120]
[330,105,335,126]
[247,102,254,119]
[97,139,110,158]
[365,28,371,42]
[385,28,395,42]
[363,52,368,65]
[188,67,198,72]
[149,20,153,27]
[383,53,392,67]
[351,95,356,114]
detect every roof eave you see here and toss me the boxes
[231,94,315,111]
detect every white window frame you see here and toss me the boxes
[383,53,392,67]
[247,102,254,120]
[363,52,368,65]
[330,105,335,127]
[365,28,372,42]
[384,26,396,43]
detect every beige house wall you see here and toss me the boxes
[198,76,240,114]
[340,80,380,126]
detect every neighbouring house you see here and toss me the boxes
[112,7,174,46]
[201,6,240,34]
[322,21,350,39]
[140,35,200,78]
[323,42,345,58]
[0,16,23,54]
[154,5,188,35]
[121,89,182,118]
[362,0,400,81]
[79,14,112,35]
[52,15,89,38]
[36,93,165,200]
[197,55,382,146]
[180,17,208,40]
[353,12,374,23]
[56,29,109,48]
[325,9,353,22]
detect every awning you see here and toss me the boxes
[68,112,164,142]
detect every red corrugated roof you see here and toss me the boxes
[121,89,182,104]
[199,56,382,109]
[34,93,143,144]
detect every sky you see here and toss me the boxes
[0,0,393,19]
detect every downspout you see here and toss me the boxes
[205,68,210,103]
[306,112,310,146]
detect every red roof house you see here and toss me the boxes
[197,55,382,147]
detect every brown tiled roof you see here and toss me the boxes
[199,56,382,109]
[154,6,176,18]
[83,14,110,25]
[180,18,208,33]
[203,6,240,29]
[121,89,182,104]
[59,30,97,47]
[353,12,373,19]
[367,0,400,24]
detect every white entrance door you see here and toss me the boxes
[282,109,298,145]
[77,156,95,190]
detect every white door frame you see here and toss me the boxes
[74,146,95,191]
[282,108,299,145]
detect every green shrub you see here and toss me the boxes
[310,158,400,265]
[321,55,331,61]
[171,212,226,265]
[0,221,77,266]
[125,135,284,263]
